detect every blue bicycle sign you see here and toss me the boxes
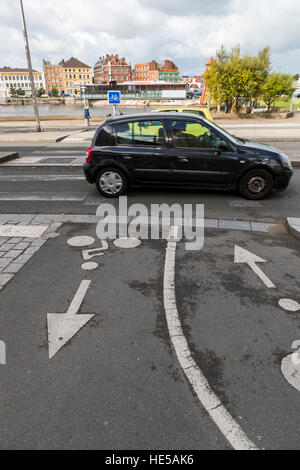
[108,91,121,105]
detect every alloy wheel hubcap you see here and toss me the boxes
[100,172,123,195]
[247,176,266,194]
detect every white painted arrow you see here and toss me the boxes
[47,280,95,359]
[234,245,276,289]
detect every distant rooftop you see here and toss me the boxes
[0,67,40,73]
[60,57,91,68]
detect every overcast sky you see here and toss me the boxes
[1,0,300,76]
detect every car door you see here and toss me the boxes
[166,118,240,187]
[112,119,173,184]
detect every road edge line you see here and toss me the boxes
[164,227,258,451]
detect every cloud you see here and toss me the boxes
[0,0,299,75]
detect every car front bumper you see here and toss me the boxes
[274,169,293,191]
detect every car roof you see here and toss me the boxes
[105,112,206,123]
[155,107,207,110]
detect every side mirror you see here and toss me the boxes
[218,140,229,152]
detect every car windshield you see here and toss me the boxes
[200,118,245,144]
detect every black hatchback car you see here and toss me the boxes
[83,113,293,199]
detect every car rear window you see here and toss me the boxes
[94,125,116,147]
[116,120,166,147]
[183,109,206,117]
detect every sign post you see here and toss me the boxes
[108,90,121,116]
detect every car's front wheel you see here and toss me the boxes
[238,169,274,200]
[96,168,128,198]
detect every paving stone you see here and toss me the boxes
[48,222,63,231]
[0,274,14,286]
[0,243,15,251]
[0,215,10,223]
[2,263,23,274]
[219,220,252,231]
[14,242,30,250]
[0,259,10,268]
[3,250,24,259]
[24,246,40,256]
[31,214,61,224]
[14,255,32,264]
[31,239,47,247]
[42,232,60,240]
[9,238,23,243]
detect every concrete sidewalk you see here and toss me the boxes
[1,117,300,146]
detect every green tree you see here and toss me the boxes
[204,45,271,112]
[16,88,25,96]
[50,87,59,97]
[260,73,296,110]
[10,86,17,96]
[37,87,46,97]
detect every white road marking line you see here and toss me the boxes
[281,351,300,392]
[113,238,141,249]
[0,176,85,182]
[234,245,276,289]
[0,193,87,201]
[12,157,45,164]
[0,225,49,238]
[164,227,258,451]
[82,242,109,260]
[0,340,6,365]
[279,299,300,312]
[47,280,95,359]
[67,236,95,247]
[81,262,99,271]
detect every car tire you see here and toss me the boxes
[96,168,128,198]
[238,169,274,200]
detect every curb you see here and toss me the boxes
[287,218,300,241]
[0,152,19,164]
[291,161,300,169]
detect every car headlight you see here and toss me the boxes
[279,153,293,170]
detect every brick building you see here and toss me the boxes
[94,54,131,84]
[133,60,180,82]
[43,60,64,94]
[43,57,92,96]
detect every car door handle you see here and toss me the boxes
[177,158,189,163]
[122,155,132,160]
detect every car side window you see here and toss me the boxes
[95,125,116,146]
[116,120,166,147]
[170,120,221,149]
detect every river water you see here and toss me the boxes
[0,104,156,116]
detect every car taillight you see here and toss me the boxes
[86,146,93,163]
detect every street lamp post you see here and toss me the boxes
[81,85,87,109]
[19,0,41,132]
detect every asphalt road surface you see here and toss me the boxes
[0,143,299,222]
[0,142,299,450]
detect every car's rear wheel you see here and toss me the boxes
[238,169,274,200]
[96,168,128,198]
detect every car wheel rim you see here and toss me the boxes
[247,176,267,194]
[100,172,123,195]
